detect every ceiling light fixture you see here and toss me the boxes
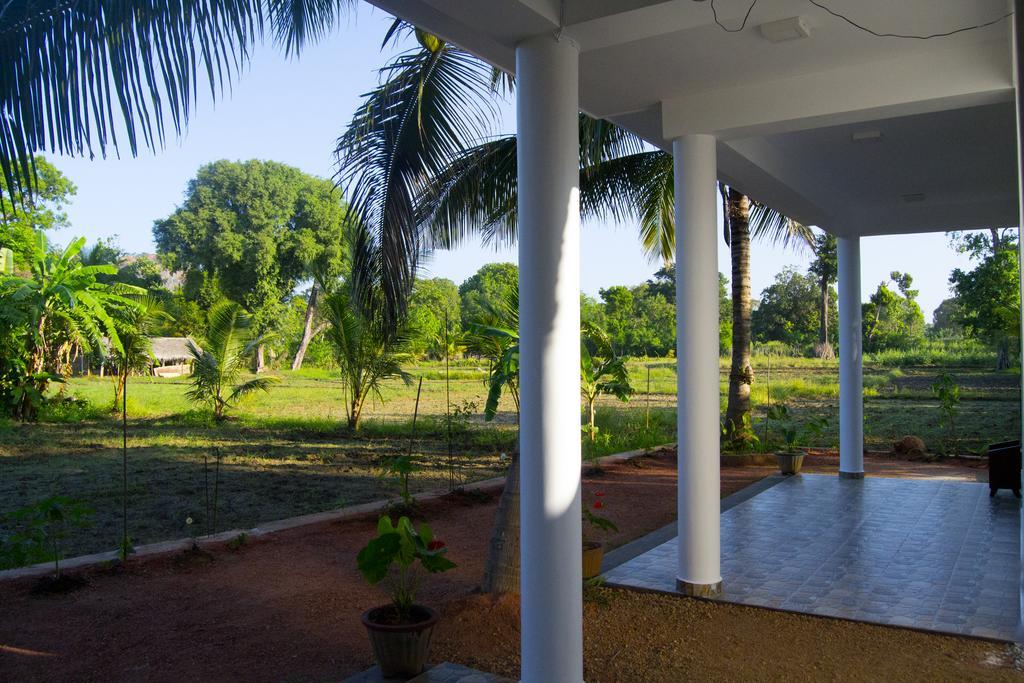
[759,16,811,42]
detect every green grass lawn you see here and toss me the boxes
[0,357,1019,560]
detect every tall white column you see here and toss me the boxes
[673,135,722,597]
[1010,0,1024,642]
[838,235,864,479]
[516,33,583,683]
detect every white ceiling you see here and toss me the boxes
[367,0,1019,236]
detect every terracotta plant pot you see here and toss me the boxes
[776,451,805,475]
[582,541,604,579]
[361,604,439,677]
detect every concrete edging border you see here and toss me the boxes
[0,442,675,582]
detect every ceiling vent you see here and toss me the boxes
[901,193,927,203]
[759,17,811,43]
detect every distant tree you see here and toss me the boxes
[154,160,348,372]
[645,265,675,304]
[949,229,1020,368]
[598,284,674,357]
[808,232,838,358]
[186,301,277,421]
[752,267,829,349]
[642,265,731,355]
[115,258,166,292]
[80,237,123,272]
[862,271,926,353]
[408,278,461,358]
[719,273,732,357]
[930,297,963,338]
[580,294,606,330]
[459,263,518,331]
[0,157,75,270]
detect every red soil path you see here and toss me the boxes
[0,451,988,682]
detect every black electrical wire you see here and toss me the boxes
[710,0,760,33]
[707,0,1012,40]
[806,0,1011,40]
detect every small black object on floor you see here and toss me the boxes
[988,440,1021,498]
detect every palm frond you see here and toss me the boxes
[335,40,497,333]
[267,0,353,56]
[227,375,278,404]
[0,1,263,210]
[748,200,814,252]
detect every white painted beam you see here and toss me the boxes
[565,0,738,52]
[662,39,1012,141]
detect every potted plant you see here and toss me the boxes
[582,491,617,580]
[767,404,827,475]
[356,516,456,677]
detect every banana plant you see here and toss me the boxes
[580,322,634,443]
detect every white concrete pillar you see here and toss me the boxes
[673,134,722,597]
[838,235,865,479]
[516,33,583,683]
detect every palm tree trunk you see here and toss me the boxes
[724,189,754,440]
[817,279,834,359]
[291,284,320,371]
[482,452,520,594]
[255,344,266,373]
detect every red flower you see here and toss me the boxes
[427,540,446,551]
[593,501,604,509]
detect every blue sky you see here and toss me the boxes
[48,8,980,321]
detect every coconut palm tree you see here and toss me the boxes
[186,300,277,420]
[720,187,814,441]
[322,288,412,430]
[110,296,167,412]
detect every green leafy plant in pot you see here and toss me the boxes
[582,492,617,579]
[767,404,827,475]
[357,516,455,677]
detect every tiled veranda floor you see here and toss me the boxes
[604,474,1022,641]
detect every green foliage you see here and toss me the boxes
[766,403,827,451]
[0,235,142,419]
[598,283,676,357]
[0,496,92,576]
[383,455,418,506]
[323,289,412,430]
[464,288,520,421]
[459,263,518,331]
[753,267,835,349]
[583,491,618,540]
[186,301,278,420]
[153,159,348,344]
[356,515,456,618]
[862,272,926,353]
[581,322,634,444]
[0,157,75,269]
[931,372,961,454]
[408,278,461,358]
[949,237,1020,367]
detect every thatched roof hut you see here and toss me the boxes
[149,337,197,364]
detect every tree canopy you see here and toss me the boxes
[0,157,75,269]
[153,159,348,338]
[753,267,836,349]
[458,263,519,332]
